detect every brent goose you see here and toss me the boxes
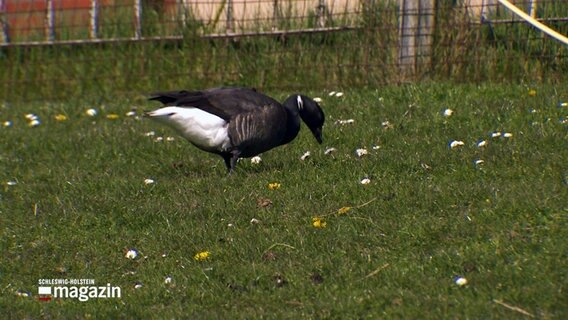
[145,87,325,173]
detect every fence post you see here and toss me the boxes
[134,0,142,38]
[317,0,327,28]
[90,0,98,39]
[398,0,435,79]
[0,0,9,43]
[46,0,55,41]
[178,0,186,29]
[226,0,234,32]
[272,0,279,30]
[529,0,537,18]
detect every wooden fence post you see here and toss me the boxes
[272,0,279,30]
[178,0,187,29]
[226,0,234,33]
[398,0,435,80]
[317,0,327,28]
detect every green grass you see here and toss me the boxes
[0,83,567,318]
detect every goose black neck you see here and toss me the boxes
[281,95,302,146]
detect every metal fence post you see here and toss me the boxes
[135,0,142,38]
[0,0,9,43]
[529,0,538,18]
[46,0,55,41]
[90,0,99,39]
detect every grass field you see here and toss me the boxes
[0,83,566,318]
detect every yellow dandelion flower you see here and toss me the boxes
[528,89,537,97]
[193,251,210,261]
[312,217,327,228]
[268,182,281,190]
[54,114,67,122]
[337,206,352,215]
[106,114,119,120]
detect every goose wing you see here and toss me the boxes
[149,87,280,122]
[228,103,288,157]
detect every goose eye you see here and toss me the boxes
[167,112,176,117]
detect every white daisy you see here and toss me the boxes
[449,140,465,148]
[300,151,311,161]
[125,249,138,259]
[324,147,337,155]
[335,119,355,125]
[455,277,468,286]
[85,108,98,117]
[355,148,368,157]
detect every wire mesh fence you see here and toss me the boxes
[0,0,566,102]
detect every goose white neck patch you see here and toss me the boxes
[297,95,304,110]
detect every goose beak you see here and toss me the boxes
[311,127,323,144]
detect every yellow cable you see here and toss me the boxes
[497,0,568,46]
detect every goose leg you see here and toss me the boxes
[222,154,232,174]
[228,150,241,175]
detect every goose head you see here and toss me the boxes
[283,94,325,144]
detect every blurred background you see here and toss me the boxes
[0,0,566,102]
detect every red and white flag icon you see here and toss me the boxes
[38,287,52,301]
